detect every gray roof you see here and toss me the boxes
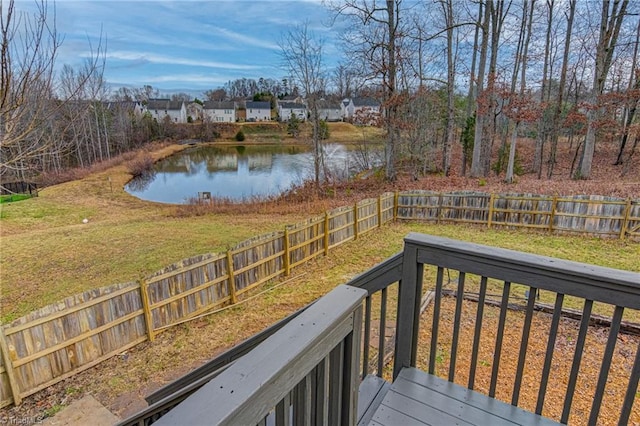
[278,102,306,109]
[352,97,380,107]
[245,101,271,109]
[203,101,235,110]
[147,99,184,110]
[317,100,341,109]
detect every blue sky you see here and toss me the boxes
[14,0,343,96]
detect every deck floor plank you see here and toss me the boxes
[366,368,560,426]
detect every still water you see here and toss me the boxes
[126,144,380,204]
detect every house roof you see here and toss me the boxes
[317,100,341,109]
[103,101,142,111]
[147,99,185,111]
[203,101,235,110]
[352,97,380,107]
[246,101,271,109]
[278,102,306,109]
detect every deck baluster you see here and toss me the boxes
[489,281,511,398]
[536,293,565,415]
[428,267,444,375]
[377,288,388,377]
[468,276,488,390]
[588,306,624,425]
[512,286,538,406]
[362,295,372,378]
[561,299,593,424]
[449,272,466,382]
[619,339,640,425]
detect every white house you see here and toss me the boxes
[104,101,145,117]
[187,102,203,122]
[203,101,236,123]
[278,101,306,122]
[146,99,187,123]
[317,100,343,122]
[245,101,271,121]
[342,97,381,125]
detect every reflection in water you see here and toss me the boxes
[126,170,156,192]
[126,144,381,204]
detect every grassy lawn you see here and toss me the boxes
[1,130,637,325]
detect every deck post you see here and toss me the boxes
[393,240,422,380]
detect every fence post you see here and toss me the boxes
[226,251,238,305]
[620,198,632,240]
[393,191,399,221]
[324,211,330,256]
[139,279,155,342]
[0,327,21,405]
[354,203,359,240]
[377,195,383,228]
[487,193,496,228]
[283,227,291,276]
[549,196,558,233]
[436,193,443,224]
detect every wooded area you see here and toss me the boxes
[0,190,637,408]
[2,0,640,188]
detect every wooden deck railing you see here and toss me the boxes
[121,234,639,425]
[391,233,640,425]
[153,285,367,426]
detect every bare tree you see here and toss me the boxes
[545,0,576,178]
[1,0,61,181]
[326,0,402,181]
[505,0,535,184]
[279,22,326,187]
[470,0,491,177]
[204,88,227,101]
[1,0,105,182]
[615,18,640,165]
[576,0,629,179]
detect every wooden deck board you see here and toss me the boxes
[366,368,560,426]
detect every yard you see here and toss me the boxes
[0,133,638,422]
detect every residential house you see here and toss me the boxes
[187,102,203,122]
[146,99,187,123]
[343,97,382,125]
[203,101,236,123]
[317,99,343,122]
[245,101,271,121]
[104,101,145,117]
[277,101,306,122]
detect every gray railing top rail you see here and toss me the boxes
[153,284,367,426]
[404,232,640,309]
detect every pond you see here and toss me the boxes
[126,144,381,204]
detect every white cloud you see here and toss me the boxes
[94,51,262,70]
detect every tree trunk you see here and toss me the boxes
[442,0,455,176]
[616,19,640,165]
[576,0,629,179]
[470,0,491,178]
[534,0,554,177]
[546,0,575,179]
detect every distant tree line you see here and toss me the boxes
[2,0,640,188]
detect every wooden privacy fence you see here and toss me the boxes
[396,190,640,239]
[0,190,638,408]
[0,194,396,408]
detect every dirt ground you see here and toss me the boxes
[0,138,638,425]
